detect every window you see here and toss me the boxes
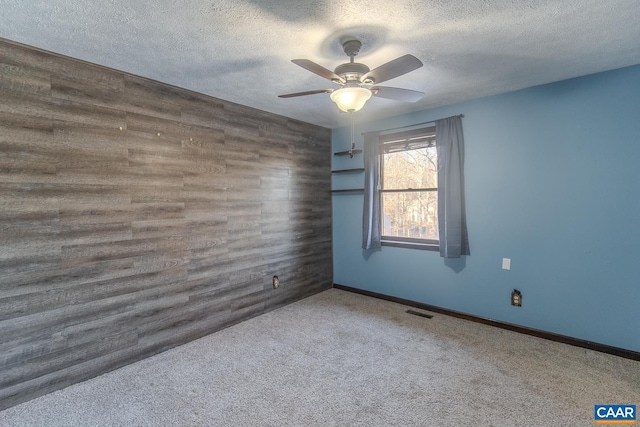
[380,126,439,250]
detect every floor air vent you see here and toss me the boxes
[406,309,434,319]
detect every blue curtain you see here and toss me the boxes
[436,116,470,257]
[362,131,381,249]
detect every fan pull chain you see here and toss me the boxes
[349,111,355,158]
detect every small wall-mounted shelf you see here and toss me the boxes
[331,188,364,194]
[331,168,365,174]
[333,149,363,156]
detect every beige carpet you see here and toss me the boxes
[1,288,638,426]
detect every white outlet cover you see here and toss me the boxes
[502,258,511,270]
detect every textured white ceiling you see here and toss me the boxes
[2,0,640,128]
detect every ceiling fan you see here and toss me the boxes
[278,39,425,113]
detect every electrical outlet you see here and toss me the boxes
[272,275,280,289]
[511,289,522,306]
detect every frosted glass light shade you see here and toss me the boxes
[330,87,372,112]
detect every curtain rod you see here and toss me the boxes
[361,114,464,135]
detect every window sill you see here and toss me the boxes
[381,240,439,251]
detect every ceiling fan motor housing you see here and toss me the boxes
[335,39,375,84]
[334,62,371,84]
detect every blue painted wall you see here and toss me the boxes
[331,65,640,352]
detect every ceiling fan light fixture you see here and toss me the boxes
[330,86,372,112]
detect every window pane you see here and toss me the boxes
[382,146,437,190]
[381,191,439,240]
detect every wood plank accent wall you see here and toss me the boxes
[0,38,332,411]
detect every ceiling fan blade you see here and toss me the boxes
[361,54,423,85]
[370,86,424,102]
[292,59,344,82]
[278,89,334,98]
